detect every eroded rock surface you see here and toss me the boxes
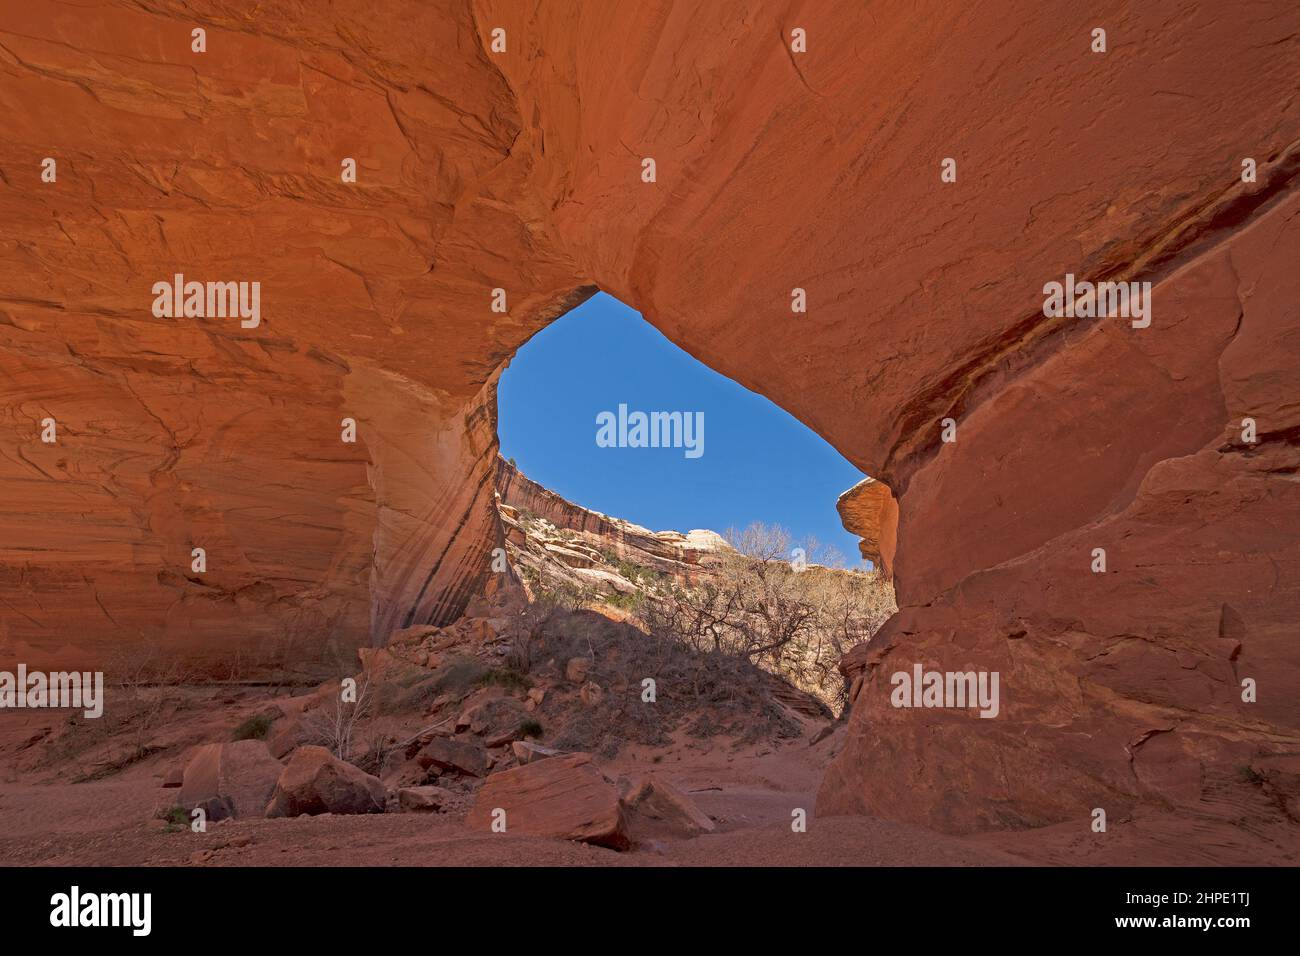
[466,753,631,849]
[497,456,729,592]
[178,740,283,821]
[836,478,898,577]
[265,745,387,818]
[1,2,1297,840]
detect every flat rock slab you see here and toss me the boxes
[621,775,716,838]
[161,745,200,789]
[179,741,283,821]
[466,753,630,850]
[511,740,564,764]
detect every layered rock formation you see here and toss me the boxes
[1,1,1298,838]
[820,190,1300,834]
[835,478,897,578]
[496,456,728,591]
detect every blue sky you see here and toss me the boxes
[497,292,866,565]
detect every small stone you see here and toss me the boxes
[511,740,563,765]
[579,681,603,707]
[565,657,593,684]
[398,785,454,812]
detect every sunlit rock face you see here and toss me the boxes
[836,479,897,578]
[1,2,1297,833]
[496,457,728,589]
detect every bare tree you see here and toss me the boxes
[643,522,895,707]
[303,676,373,763]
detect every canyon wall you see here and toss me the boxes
[497,457,726,586]
[1,1,1297,833]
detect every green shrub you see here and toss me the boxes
[612,558,662,587]
[604,590,643,612]
[157,805,189,829]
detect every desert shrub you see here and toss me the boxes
[498,578,595,674]
[231,713,274,741]
[516,604,802,757]
[518,719,544,739]
[303,672,429,774]
[157,805,189,831]
[479,667,531,691]
[641,522,895,709]
[300,676,375,763]
[604,590,644,612]
[612,558,663,588]
[37,640,196,778]
[372,666,443,714]
[430,656,489,697]
[494,527,891,756]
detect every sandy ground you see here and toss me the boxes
[0,750,1023,868]
[1,693,1292,868]
[0,693,1026,867]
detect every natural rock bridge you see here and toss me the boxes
[1,1,1297,837]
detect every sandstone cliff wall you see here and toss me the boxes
[1,1,1297,833]
[496,456,725,584]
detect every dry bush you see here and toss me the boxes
[301,676,373,764]
[642,522,895,708]
[41,639,197,779]
[502,597,801,758]
[500,574,591,674]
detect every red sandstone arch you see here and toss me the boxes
[0,1,1297,835]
